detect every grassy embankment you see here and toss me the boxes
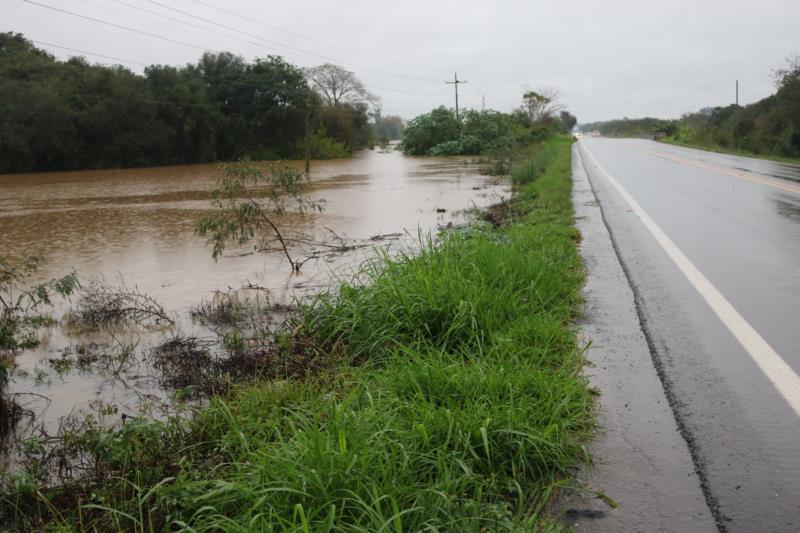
[1,136,593,531]
[659,136,800,166]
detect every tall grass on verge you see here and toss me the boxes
[510,139,562,187]
[0,136,590,532]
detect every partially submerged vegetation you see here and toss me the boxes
[0,256,78,434]
[0,134,592,530]
[0,257,78,354]
[195,161,324,273]
[63,280,173,332]
[401,91,577,157]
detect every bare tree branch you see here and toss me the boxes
[304,63,380,108]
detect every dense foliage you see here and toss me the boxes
[0,33,374,173]
[401,103,575,156]
[399,106,461,155]
[670,59,800,159]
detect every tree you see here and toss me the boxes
[519,88,564,125]
[1,256,78,354]
[311,102,372,153]
[199,52,314,161]
[0,34,333,173]
[773,55,800,127]
[304,63,379,108]
[401,108,515,156]
[400,107,460,155]
[558,111,578,133]
[196,161,323,273]
[374,115,404,142]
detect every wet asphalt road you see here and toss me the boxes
[577,138,800,532]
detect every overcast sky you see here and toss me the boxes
[5,0,799,122]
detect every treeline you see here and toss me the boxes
[579,56,800,160]
[578,117,673,138]
[0,33,398,174]
[671,57,800,159]
[401,90,577,156]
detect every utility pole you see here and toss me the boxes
[482,95,485,111]
[736,79,739,106]
[304,110,312,176]
[445,72,467,123]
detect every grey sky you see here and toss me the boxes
[5,0,799,122]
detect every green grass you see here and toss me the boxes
[0,135,592,532]
[660,136,800,166]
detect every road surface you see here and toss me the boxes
[577,138,800,532]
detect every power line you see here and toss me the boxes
[25,39,439,115]
[189,0,450,76]
[107,0,270,50]
[141,0,443,83]
[21,2,448,98]
[445,72,467,122]
[21,0,213,52]
[103,0,357,71]
[77,0,175,28]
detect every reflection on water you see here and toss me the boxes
[0,148,508,444]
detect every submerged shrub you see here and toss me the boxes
[64,279,173,331]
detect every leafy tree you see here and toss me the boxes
[558,111,578,133]
[400,107,460,155]
[661,119,679,137]
[302,64,376,156]
[1,256,78,354]
[311,102,372,154]
[402,107,515,156]
[0,34,374,172]
[519,88,564,125]
[196,162,323,273]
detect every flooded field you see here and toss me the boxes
[0,148,507,464]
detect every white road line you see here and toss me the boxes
[580,141,800,417]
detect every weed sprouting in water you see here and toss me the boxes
[195,161,325,273]
[63,280,173,332]
[0,256,78,355]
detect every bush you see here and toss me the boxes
[400,106,460,155]
[402,107,516,156]
[293,132,350,159]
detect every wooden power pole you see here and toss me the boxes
[446,72,467,123]
[304,110,312,176]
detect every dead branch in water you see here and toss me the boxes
[65,280,173,331]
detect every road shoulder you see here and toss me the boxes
[559,144,717,532]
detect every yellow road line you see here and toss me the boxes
[618,141,800,195]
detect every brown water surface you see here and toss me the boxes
[0,148,507,448]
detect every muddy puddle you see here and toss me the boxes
[0,147,508,469]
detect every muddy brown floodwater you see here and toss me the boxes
[0,147,507,466]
